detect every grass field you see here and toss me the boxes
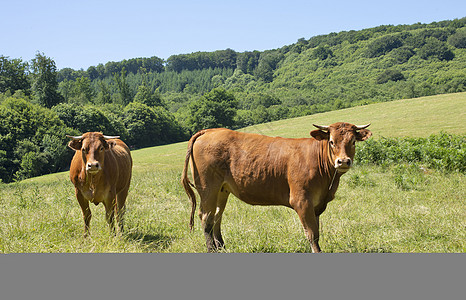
[0,93,465,253]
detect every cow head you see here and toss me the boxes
[310,122,372,173]
[67,132,120,174]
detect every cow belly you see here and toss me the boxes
[225,179,290,207]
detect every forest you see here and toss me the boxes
[1,17,466,182]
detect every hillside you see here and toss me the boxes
[2,18,466,183]
[239,92,466,138]
[54,18,466,127]
[19,92,466,185]
[1,93,464,253]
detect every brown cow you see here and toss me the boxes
[67,132,132,236]
[181,122,372,252]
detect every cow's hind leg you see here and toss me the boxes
[213,187,229,250]
[198,187,222,252]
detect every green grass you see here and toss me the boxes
[239,92,466,138]
[0,93,465,252]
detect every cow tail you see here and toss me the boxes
[181,130,206,231]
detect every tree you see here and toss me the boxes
[313,45,333,60]
[366,35,403,58]
[87,66,100,80]
[52,103,116,135]
[0,56,30,94]
[74,76,95,103]
[236,51,260,74]
[185,88,237,133]
[390,46,415,64]
[254,51,283,82]
[376,69,405,84]
[417,38,454,61]
[114,68,132,105]
[0,97,74,182]
[30,52,63,108]
[122,102,164,147]
[134,83,163,107]
[447,28,466,48]
[95,81,112,105]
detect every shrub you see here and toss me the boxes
[123,102,185,148]
[0,97,75,182]
[356,133,465,173]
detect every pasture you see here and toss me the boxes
[0,93,465,252]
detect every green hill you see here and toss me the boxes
[1,85,465,254]
[16,92,466,184]
[239,92,466,138]
[3,18,466,182]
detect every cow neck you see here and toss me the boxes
[324,140,340,191]
[84,169,102,200]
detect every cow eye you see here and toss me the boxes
[100,146,104,151]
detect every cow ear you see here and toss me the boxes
[104,140,117,149]
[68,140,82,151]
[310,130,329,140]
[356,129,372,141]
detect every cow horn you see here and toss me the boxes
[355,123,371,130]
[103,135,120,140]
[313,124,329,131]
[66,135,83,140]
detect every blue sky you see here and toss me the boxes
[2,0,465,70]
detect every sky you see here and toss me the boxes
[2,0,465,70]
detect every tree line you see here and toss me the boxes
[1,17,466,182]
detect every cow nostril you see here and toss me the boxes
[87,162,100,169]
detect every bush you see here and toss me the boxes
[52,103,119,136]
[0,97,75,182]
[123,102,185,148]
[184,88,238,133]
[356,133,465,173]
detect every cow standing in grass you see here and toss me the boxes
[182,122,372,252]
[67,132,132,236]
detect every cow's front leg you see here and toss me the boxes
[103,198,116,233]
[290,191,321,253]
[76,189,91,237]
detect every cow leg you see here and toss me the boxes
[198,188,221,252]
[213,188,229,250]
[103,199,116,233]
[116,189,128,233]
[76,189,91,237]
[291,193,321,253]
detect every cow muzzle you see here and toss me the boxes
[335,157,352,173]
[86,162,101,173]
